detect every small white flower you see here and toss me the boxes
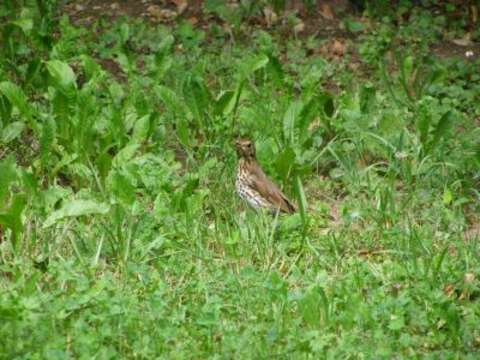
[395,151,408,160]
[465,50,474,58]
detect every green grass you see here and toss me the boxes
[1,1,480,358]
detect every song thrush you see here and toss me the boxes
[235,138,296,214]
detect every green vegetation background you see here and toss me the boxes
[1,0,479,358]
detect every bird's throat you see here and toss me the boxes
[239,157,256,170]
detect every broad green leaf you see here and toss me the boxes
[112,143,140,167]
[240,54,269,79]
[116,53,131,74]
[183,76,211,123]
[388,315,405,331]
[40,118,55,168]
[250,54,270,73]
[443,188,453,205]
[43,199,110,228]
[378,111,403,135]
[429,111,454,152]
[52,153,78,177]
[0,157,17,205]
[298,97,319,135]
[124,106,138,132]
[215,81,244,117]
[19,170,38,197]
[132,115,152,143]
[265,272,288,300]
[215,90,235,116]
[157,34,174,53]
[0,81,30,118]
[50,88,71,119]
[267,55,284,83]
[24,58,42,85]
[176,118,190,146]
[109,172,136,206]
[323,94,335,117]
[154,49,173,80]
[40,186,73,211]
[298,286,321,326]
[402,56,414,79]
[176,21,205,48]
[283,101,303,145]
[274,146,295,181]
[96,152,113,182]
[204,0,225,12]
[11,18,33,33]
[1,121,25,143]
[0,93,12,122]
[109,81,125,103]
[294,175,307,221]
[155,85,184,115]
[416,103,431,148]
[0,193,26,248]
[46,60,77,95]
[231,81,244,117]
[359,84,376,113]
[80,55,102,80]
[344,19,364,32]
[120,23,130,44]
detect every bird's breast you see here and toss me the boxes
[236,172,270,209]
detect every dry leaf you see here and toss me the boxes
[293,21,305,35]
[443,284,455,297]
[437,319,446,330]
[452,33,472,47]
[147,5,162,17]
[319,43,328,56]
[348,62,360,71]
[452,38,472,47]
[464,223,480,240]
[147,5,177,21]
[319,3,334,20]
[307,117,321,131]
[331,39,345,57]
[464,272,475,284]
[475,336,480,346]
[173,0,188,14]
[330,202,341,224]
[471,5,478,24]
[161,9,177,19]
[187,16,198,26]
[357,248,373,257]
[263,6,278,27]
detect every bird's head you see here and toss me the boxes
[235,138,256,159]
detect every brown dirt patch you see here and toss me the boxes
[61,0,479,79]
[431,41,480,62]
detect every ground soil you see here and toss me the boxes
[60,0,480,88]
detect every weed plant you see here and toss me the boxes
[1,1,479,358]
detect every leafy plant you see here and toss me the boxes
[1,2,479,358]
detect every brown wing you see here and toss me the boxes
[249,162,296,214]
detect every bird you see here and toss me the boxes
[235,138,296,214]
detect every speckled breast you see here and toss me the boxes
[235,172,270,210]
